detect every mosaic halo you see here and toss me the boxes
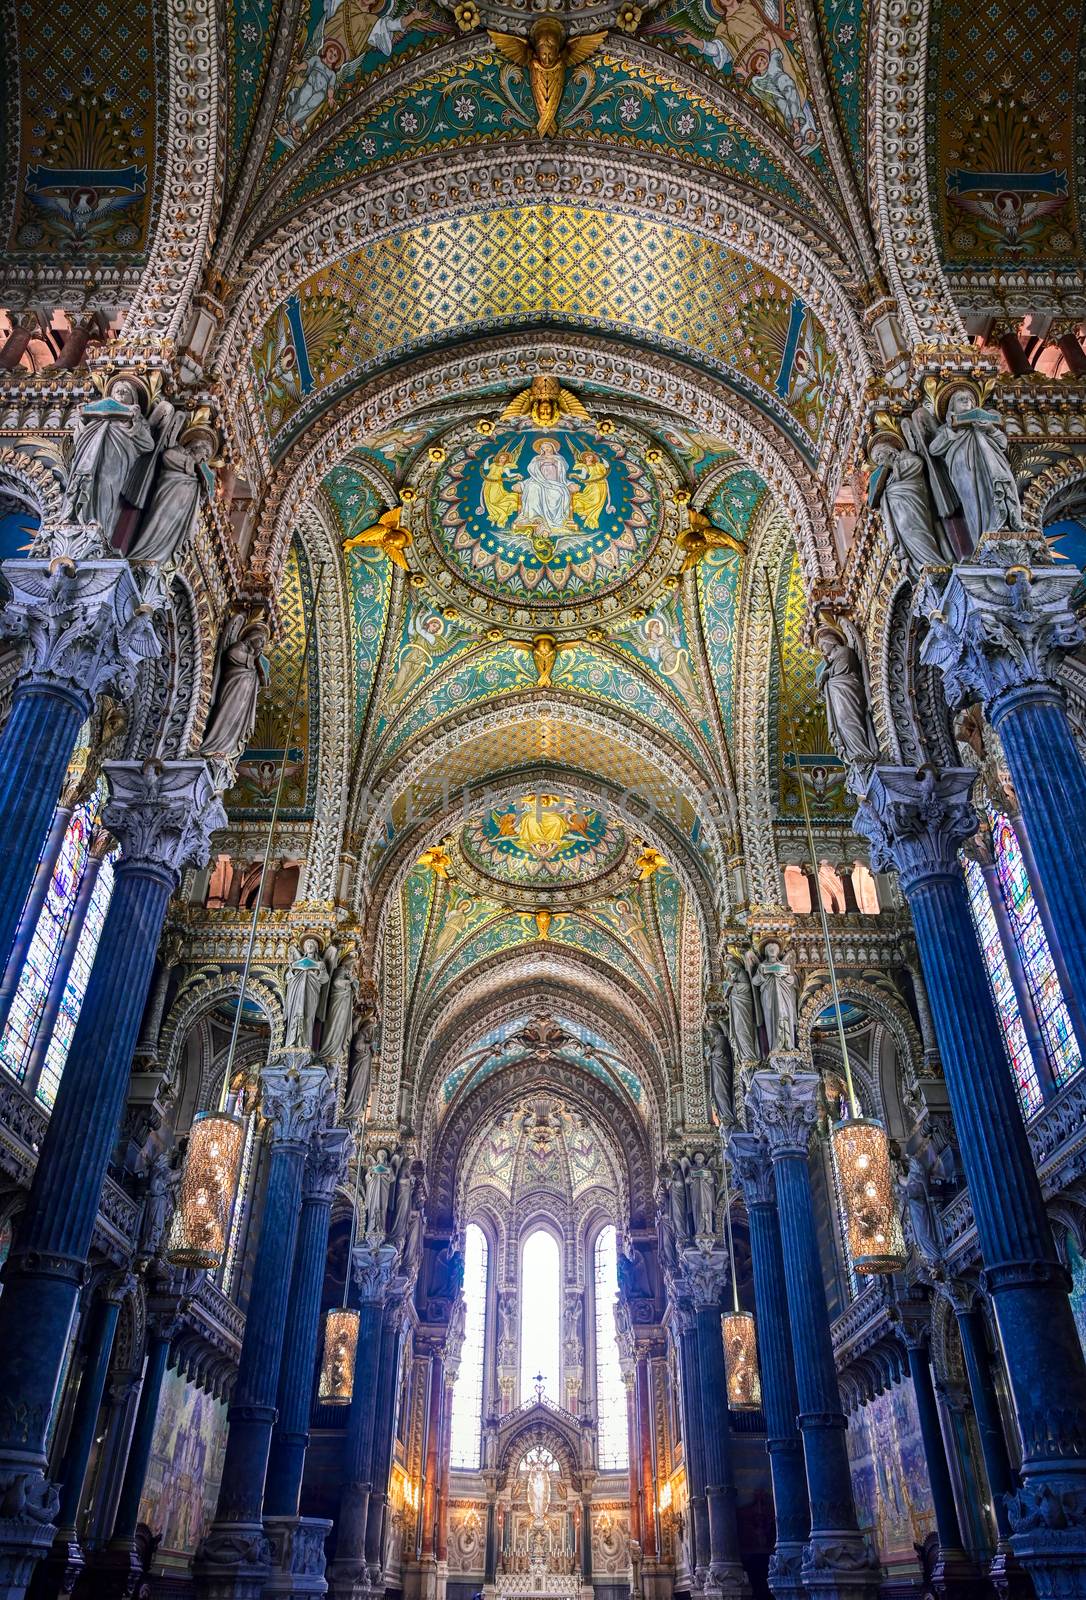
[409,417,682,641]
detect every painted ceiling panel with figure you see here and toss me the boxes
[250,208,839,456]
[3,0,160,264]
[324,463,394,737]
[928,0,1085,285]
[224,538,317,818]
[264,46,811,225]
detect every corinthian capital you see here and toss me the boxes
[728,1131,775,1207]
[303,1124,353,1203]
[352,1241,398,1304]
[0,556,163,705]
[103,758,226,879]
[918,546,1084,711]
[671,1246,730,1311]
[260,1057,335,1148]
[746,1070,819,1158]
[852,763,977,891]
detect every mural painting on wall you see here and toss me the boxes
[845,1382,935,1569]
[137,1367,228,1558]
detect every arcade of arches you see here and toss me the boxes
[2,2,1086,1598]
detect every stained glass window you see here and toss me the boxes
[963,854,1043,1117]
[0,793,118,1106]
[449,1223,488,1469]
[593,1225,628,1470]
[520,1229,561,1403]
[991,812,1081,1088]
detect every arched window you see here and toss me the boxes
[0,792,115,1108]
[990,813,1080,1087]
[962,808,1081,1115]
[450,1222,489,1468]
[593,1225,628,1470]
[520,1229,561,1403]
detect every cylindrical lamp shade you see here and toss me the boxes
[166,1112,245,1270]
[721,1311,762,1410]
[319,1307,360,1405]
[831,1116,907,1275]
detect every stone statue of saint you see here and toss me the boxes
[388,1152,413,1248]
[364,1147,394,1239]
[752,942,798,1053]
[618,1239,650,1299]
[656,1184,678,1271]
[900,1153,942,1266]
[140,1148,178,1257]
[283,937,333,1050]
[668,1158,690,1244]
[685,1150,717,1238]
[429,1240,464,1300]
[563,1296,583,1366]
[706,1020,732,1125]
[815,623,879,765]
[128,424,216,565]
[63,381,156,535]
[320,955,358,1060]
[929,390,1025,548]
[343,995,378,1125]
[868,438,956,572]
[200,613,270,760]
[722,952,759,1063]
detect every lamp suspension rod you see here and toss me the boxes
[761,568,858,1118]
[219,562,327,1110]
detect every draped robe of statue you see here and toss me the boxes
[64,392,155,535]
[929,398,1025,545]
[129,438,212,564]
[723,955,758,1062]
[753,946,798,1052]
[200,619,269,759]
[320,960,357,1059]
[283,941,329,1050]
[816,631,880,765]
[364,1150,394,1239]
[869,447,956,571]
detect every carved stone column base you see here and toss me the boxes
[1008,1530,1086,1599]
[76,1540,152,1600]
[25,1533,83,1599]
[700,1561,750,1600]
[766,1541,804,1600]
[930,1547,988,1599]
[191,1521,272,1600]
[263,1517,332,1598]
[0,1465,59,1600]
[327,1556,370,1600]
[800,1534,880,1600]
[638,1557,672,1600]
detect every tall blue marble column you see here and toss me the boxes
[0,759,223,1600]
[365,1299,406,1586]
[746,1070,879,1600]
[671,1301,710,1586]
[919,546,1086,1012]
[329,1243,398,1600]
[675,1252,750,1600]
[855,765,1086,1597]
[264,1125,352,1519]
[193,1057,335,1600]
[729,1133,810,1600]
[0,556,161,970]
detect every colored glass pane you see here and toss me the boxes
[963,854,1043,1117]
[991,812,1081,1088]
[449,1223,488,1469]
[593,1225,628,1470]
[36,855,115,1109]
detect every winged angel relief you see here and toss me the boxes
[488,19,606,137]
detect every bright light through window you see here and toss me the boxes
[593,1226,628,1469]
[449,1223,488,1468]
[520,1229,560,1403]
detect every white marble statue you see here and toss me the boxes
[63,382,156,535]
[815,623,879,765]
[343,997,378,1125]
[752,942,798,1053]
[283,937,333,1050]
[200,613,270,760]
[320,955,358,1060]
[364,1146,394,1239]
[868,439,956,572]
[929,390,1025,547]
[722,951,759,1063]
[685,1150,717,1238]
[128,425,216,565]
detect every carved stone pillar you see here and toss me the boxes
[729,1133,809,1600]
[746,1071,878,1600]
[919,546,1086,1020]
[0,555,161,969]
[0,760,222,1600]
[193,1058,335,1600]
[366,1299,407,1590]
[855,764,1086,1598]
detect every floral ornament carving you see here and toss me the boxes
[745,1069,819,1158]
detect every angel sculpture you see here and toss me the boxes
[342,505,412,570]
[635,845,667,881]
[417,843,453,879]
[488,21,607,137]
[199,613,270,760]
[678,508,744,572]
[283,937,336,1050]
[498,373,592,429]
[508,632,576,686]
